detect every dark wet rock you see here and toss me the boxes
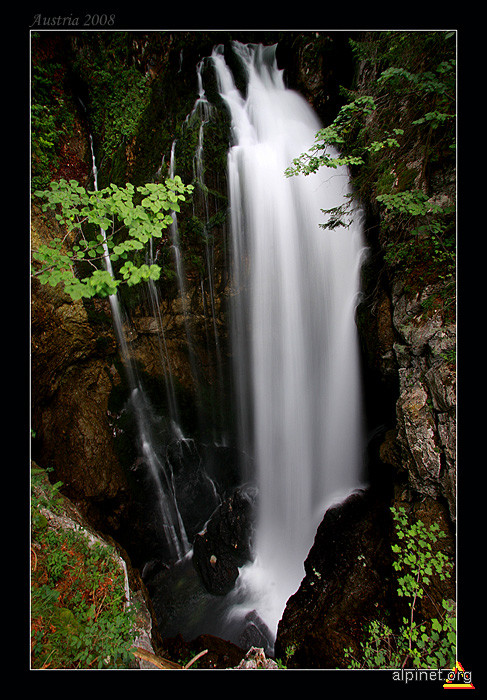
[237,610,274,655]
[275,488,393,668]
[192,487,256,595]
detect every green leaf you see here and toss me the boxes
[431,618,442,632]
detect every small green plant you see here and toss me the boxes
[275,643,297,669]
[439,348,456,365]
[344,506,455,669]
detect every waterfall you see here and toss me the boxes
[89,137,190,562]
[212,43,366,642]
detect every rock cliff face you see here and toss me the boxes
[357,254,456,521]
[389,276,456,519]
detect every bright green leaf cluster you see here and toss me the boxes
[32,177,193,300]
[345,506,455,670]
[376,189,434,217]
[376,58,455,98]
[119,260,161,286]
[285,96,379,176]
[391,506,452,598]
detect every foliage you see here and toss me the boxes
[31,466,137,669]
[344,506,455,669]
[285,95,402,175]
[285,97,367,174]
[93,68,150,160]
[285,31,456,288]
[31,44,76,190]
[72,32,152,160]
[32,177,193,300]
[31,33,153,191]
[275,643,297,669]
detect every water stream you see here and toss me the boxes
[89,137,190,562]
[212,42,366,642]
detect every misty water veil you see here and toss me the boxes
[107,42,367,653]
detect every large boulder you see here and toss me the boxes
[192,487,256,595]
[275,488,393,668]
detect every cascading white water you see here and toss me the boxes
[89,137,190,562]
[212,43,366,642]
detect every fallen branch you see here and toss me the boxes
[31,546,38,572]
[184,649,208,669]
[131,647,182,669]
[131,646,208,670]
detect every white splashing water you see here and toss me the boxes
[212,43,366,642]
